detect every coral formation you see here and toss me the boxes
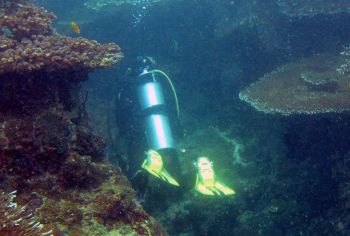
[0,191,54,236]
[0,0,30,13]
[239,53,350,115]
[0,35,122,74]
[0,4,55,39]
[0,4,122,75]
[0,2,166,235]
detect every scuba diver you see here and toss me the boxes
[133,56,235,196]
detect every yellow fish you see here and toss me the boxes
[71,21,80,34]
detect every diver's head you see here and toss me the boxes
[136,56,157,74]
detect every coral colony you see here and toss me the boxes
[0,4,122,74]
[239,54,350,115]
[0,1,167,235]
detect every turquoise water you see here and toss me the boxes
[6,0,350,235]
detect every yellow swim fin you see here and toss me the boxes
[195,157,235,196]
[141,149,180,187]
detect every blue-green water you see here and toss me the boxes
[23,0,350,235]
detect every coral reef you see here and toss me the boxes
[0,35,122,74]
[0,191,54,236]
[0,0,30,13]
[0,2,166,235]
[0,4,55,39]
[0,4,122,74]
[239,53,350,115]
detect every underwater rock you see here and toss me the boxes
[57,153,109,190]
[0,2,166,235]
[239,53,350,115]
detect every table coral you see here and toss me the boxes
[239,53,350,115]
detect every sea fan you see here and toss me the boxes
[0,191,53,236]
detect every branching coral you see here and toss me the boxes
[0,191,53,236]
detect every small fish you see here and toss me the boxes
[71,21,80,34]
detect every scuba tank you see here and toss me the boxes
[136,57,178,151]
[135,57,183,188]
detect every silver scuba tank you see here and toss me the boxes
[137,70,175,150]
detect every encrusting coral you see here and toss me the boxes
[0,2,166,235]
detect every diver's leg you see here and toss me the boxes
[161,149,196,192]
